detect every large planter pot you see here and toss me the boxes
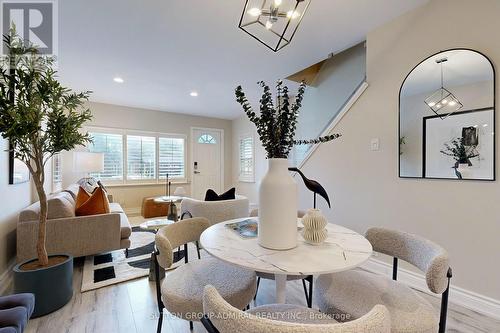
[258,158,298,250]
[13,254,73,318]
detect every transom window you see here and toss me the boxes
[198,134,217,144]
[87,127,186,184]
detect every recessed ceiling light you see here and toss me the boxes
[113,77,124,83]
[190,91,198,97]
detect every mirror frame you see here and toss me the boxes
[398,48,496,181]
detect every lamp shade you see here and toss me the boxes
[73,152,104,173]
[174,187,187,197]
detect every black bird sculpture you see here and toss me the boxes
[288,167,331,209]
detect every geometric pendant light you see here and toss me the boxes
[424,57,463,119]
[238,0,311,52]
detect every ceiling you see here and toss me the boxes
[58,0,429,119]
[401,49,494,97]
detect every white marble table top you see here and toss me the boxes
[200,218,373,276]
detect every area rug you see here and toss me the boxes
[81,226,188,292]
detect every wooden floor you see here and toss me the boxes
[25,254,500,333]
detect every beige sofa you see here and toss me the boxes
[17,184,131,263]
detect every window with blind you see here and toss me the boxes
[88,132,124,181]
[87,128,187,184]
[127,135,156,180]
[239,135,254,182]
[52,153,63,192]
[159,137,185,179]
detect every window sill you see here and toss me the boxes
[238,179,255,184]
[106,181,190,188]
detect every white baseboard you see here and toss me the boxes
[362,258,500,320]
[123,207,141,216]
[0,260,15,296]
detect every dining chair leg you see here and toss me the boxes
[153,250,165,333]
[439,268,453,333]
[307,275,313,308]
[254,277,261,301]
[196,241,201,259]
[157,314,163,333]
[301,279,309,305]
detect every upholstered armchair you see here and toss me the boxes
[180,195,250,226]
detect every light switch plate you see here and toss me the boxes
[371,138,380,151]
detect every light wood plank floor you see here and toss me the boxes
[25,254,500,333]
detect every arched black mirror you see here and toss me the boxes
[399,49,495,180]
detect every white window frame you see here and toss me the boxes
[51,153,63,193]
[238,133,255,183]
[86,126,187,186]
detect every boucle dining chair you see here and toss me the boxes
[250,209,313,307]
[181,196,250,259]
[201,285,391,333]
[314,227,452,333]
[153,217,257,332]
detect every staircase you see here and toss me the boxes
[287,42,368,168]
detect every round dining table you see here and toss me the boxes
[200,218,373,304]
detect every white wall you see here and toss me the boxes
[63,102,233,212]
[0,139,32,280]
[232,0,500,300]
[233,42,366,205]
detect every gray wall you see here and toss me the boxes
[299,0,500,299]
[0,139,32,284]
[233,0,500,300]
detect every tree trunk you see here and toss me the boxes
[34,176,49,266]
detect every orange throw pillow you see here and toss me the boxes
[75,186,110,216]
[75,186,91,209]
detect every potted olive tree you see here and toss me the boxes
[0,31,92,316]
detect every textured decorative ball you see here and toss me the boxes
[301,209,328,245]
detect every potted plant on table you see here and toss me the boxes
[440,137,479,179]
[235,80,341,250]
[0,30,92,316]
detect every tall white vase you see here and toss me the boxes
[258,158,298,250]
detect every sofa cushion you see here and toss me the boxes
[19,191,76,222]
[47,192,76,219]
[109,203,124,214]
[119,213,132,239]
[75,187,110,216]
[64,184,80,199]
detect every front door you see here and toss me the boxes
[191,128,223,200]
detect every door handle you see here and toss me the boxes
[194,171,201,174]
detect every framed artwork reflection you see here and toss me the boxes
[423,108,494,180]
[9,142,30,184]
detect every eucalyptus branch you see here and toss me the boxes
[235,80,341,159]
[294,134,342,145]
